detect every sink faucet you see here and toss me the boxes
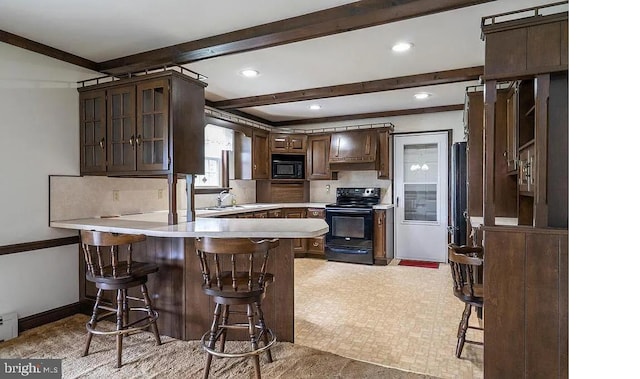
[217,190,234,207]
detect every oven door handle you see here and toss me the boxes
[326,208,372,214]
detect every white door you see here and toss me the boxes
[394,132,449,262]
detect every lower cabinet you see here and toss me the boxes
[305,208,326,258]
[283,208,307,254]
[483,226,568,378]
[373,208,394,265]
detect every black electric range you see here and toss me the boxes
[324,187,381,265]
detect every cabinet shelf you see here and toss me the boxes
[519,138,535,151]
[525,104,536,117]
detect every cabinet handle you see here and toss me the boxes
[313,242,319,247]
[99,138,105,149]
[378,217,382,225]
[312,211,319,216]
[136,135,141,146]
[129,136,135,147]
[254,164,257,170]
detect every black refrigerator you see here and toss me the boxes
[449,142,467,246]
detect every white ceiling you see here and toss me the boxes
[0,0,560,124]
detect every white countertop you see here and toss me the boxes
[469,216,519,228]
[50,209,329,239]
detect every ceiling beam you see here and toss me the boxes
[272,104,464,127]
[98,0,496,74]
[0,29,99,71]
[211,66,483,109]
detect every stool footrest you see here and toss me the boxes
[86,308,159,336]
[201,325,276,359]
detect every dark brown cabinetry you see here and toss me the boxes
[329,130,377,163]
[256,181,310,203]
[466,87,516,222]
[480,4,568,378]
[484,227,568,379]
[270,134,307,153]
[283,208,307,253]
[306,208,326,258]
[79,89,107,174]
[78,71,206,176]
[306,134,332,180]
[484,12,568,80]
[376,129,391,179]
[252,129,270,179]
[373,209,393,265]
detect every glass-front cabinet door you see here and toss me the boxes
[79,89,107,174]
[107,85,136,172]
[137,79,169,171]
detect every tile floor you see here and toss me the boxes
[294,258,483,379]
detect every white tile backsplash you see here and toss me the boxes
[309,171,392,204]
[50,176,178,221]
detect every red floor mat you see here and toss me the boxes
[398,260,440,269]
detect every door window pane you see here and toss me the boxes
[403,143,439,222]
[404,184,437,221]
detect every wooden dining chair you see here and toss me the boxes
[448,243,484,358]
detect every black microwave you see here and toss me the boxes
[272,159,304,179]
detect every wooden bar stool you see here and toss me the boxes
[448,243,484,358]
[80,230,162,368]
[195,237,279,379]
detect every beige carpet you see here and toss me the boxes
[0,314,436,378]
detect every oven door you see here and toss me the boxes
[325,208,373,250]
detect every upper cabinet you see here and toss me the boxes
[78,70,207,176]
[329,130,377,163]
[483,10,568,80]
[252,129,270,179]
[270,133,307,153]
[306,134,332,180]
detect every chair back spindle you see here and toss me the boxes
[195,238,279,298]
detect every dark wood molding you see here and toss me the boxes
[98,0,496,74]
[272,104,464,126]
[18,302,81,332]
[221,109,275,126]
[0,29,99,71]
[212,66,483,109]
[0,236,79,257]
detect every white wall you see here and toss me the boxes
[0,42,98,317]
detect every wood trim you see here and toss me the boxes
[273,104,464,127]
[98,0,496,74]
[483,80,497,226]
[0,236,79,257]
[18,302,81,332]
[0,29,99,71]
[482,11,568,36]
[212,66,484,109]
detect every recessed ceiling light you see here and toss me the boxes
[392,42,413,53]
[240,69,259,78]
[414,92,432,100]
[309,104,322,110]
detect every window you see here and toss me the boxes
[195,125,233,188]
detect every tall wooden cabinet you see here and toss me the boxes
[479,4,568,378]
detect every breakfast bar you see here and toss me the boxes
[50,213,328,342]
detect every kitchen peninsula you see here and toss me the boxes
[50,210,328,342]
